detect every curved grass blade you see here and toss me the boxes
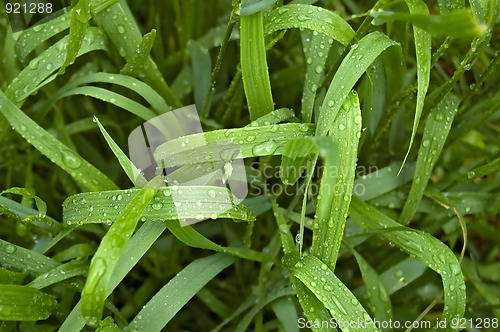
[271,199,332,332]
[63,187,255,225]
[124,253,235,332]
[6,27,108,105]
[59,220,166,332]
[154,123,315,166]
[265,4,354,46]
[45,72,170,116]
[371,9,486,38]
[0,285,57,321]
[61,86,157,120]
[240,0,277,16]
[121,29,157,77]
[399,0,431,172]
[0,90,117,191]
[15,12,71,62]
[59,0,91,74]
[300,30,332,122]
[81,186,156,326]
[188,40,212,113]
[312,91,361,271]
[240,10,274,120]
[400,95,459,224]
[284,253,377,331]
[165,222,263,262]
[349,196,466,330]
[94,116,145,186]
[270,297,300,332]
[350,247,392,329]
[280,138,317,186]
[89,0,181,108]
[28,261,88,290]
[246,108,295,127]
[316,32,399,136]
[0,239,59,275]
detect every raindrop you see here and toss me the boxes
[117,25,126,34]
[61,149,82,169]
[338,123,346,131]
[207,189,216,198]
[4,244,16,254]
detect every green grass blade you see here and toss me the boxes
[400,95,459,224]
[280,138,317,185]
[0,239,59,275]
[240,10,275,120]
[61,86,157,120]
[121,29,157,77]
[270,297,299,332]
[81,186,155,326]
[240,0,277,16]
[272,200,332,332]
[89,0,182,108]
[188,40,212,113]
[59,0,91,74]
[0,90,117,191]
[246,108,295,127]
[300,30,332,122]
[312,91,361,271]
[27,261,88,290]
[399,0,431,172]
[284,253,377,331]
[316,32,399,136]
[349,196,466,330]
[0,285,56,321]
[5,27,108,105]
[154,123,314,165]
[124,253,235,332]
[350,248,393,328]
[266,4,354,46]
[94,116,146,186]
[15,12,71,62]
[63,187,255,225]
[59,220,166,332]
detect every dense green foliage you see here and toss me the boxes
[0,0,499,331]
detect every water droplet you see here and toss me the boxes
[46,63,53,71]
[29,59,40,70]
[33,25,43,32]
[338,123,346,131]
[61,149,82,169]
[4,244,16,254]
[152,203,162,210]
[117,25,126,34]
[117,194,123,201]
[354,115,362,124]
[422,139,430,147]
[315,65,323,73]
[252,140,277,155]
[246,135,256,142]
[207,189,216,198]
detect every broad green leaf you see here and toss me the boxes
[266,4,354,46]
[0,89,117,191]
[240,10,274,120]
[0,285,56,321]
[349,197,466,330]
[284,253,377,332]
[124,253,235,332]
[81,186,155,326]
[312,91,360,271]
[316,32,399,136]
[400,95,459,224]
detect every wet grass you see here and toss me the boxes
[0,0,499,331]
